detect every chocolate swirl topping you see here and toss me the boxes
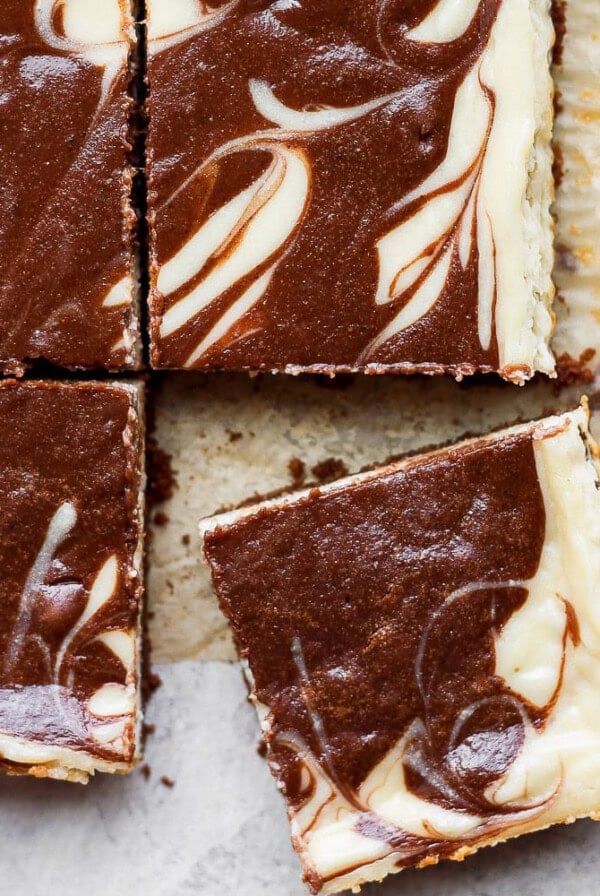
[149,0,533,373]
[0,1,137,373]
[204,432,565,886]
[0,382,142,763]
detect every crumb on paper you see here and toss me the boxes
[144,671,162,699]
[311,458,349,484]
[551,0,567,65]
[555,349,596,388]
[147,439,177,507]
[553,141,564,188]
[161,775,175,788]
[288,457,306,487]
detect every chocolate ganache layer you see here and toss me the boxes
[0,1,140,373]
[0,380,144,781]
[202,406,600,892]
[148,0,555,380]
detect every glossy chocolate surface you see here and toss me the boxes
[205,432,550,883]
[149,0,513,372]
[0,2,137,372]
[0,381,142,763]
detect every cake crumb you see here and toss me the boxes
[311,458,349,484]
[552,142,564,189]
[153,511,170,527]
[551,0,567,65]
[227,429,243,442]
[555,349,596,388]
[161,775,175,788]
[147,439,177,506]
[181,534,191,546]
[140,764,151,780]
[288,457,306,487]
[143,671,162,700]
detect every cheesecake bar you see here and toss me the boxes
[0,0,140,373]
[0,380,145,782]
[147,0,555,382]
[202,402,600,893]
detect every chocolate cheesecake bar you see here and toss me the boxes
[202,403,600,893]
[0,380,145,782]
[0,1,140,373]
[147,0,555,382]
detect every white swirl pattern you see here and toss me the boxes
[158,140,311,366]
[35,0,236,102]
[249,79,402,132]
[3,501,77,676]
[151,0,527,367]
[155,79,431,363]
[365,65,496,358]
[2,502,136,755]
[406,0,480,43]
[34,0,243,345]
[281,580,568,878]
[250,408,600,891]
[34,0,129,107]
[366,0,554,372]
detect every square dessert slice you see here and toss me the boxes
[0,380,145,782]
[147,0,555,382]
[0,0,140,373]
[202,402,600,893]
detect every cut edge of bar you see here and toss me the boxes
[199,400,588,538]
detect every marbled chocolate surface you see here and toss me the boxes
[0,1,138,372]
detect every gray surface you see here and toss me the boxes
[1,661,599,896]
